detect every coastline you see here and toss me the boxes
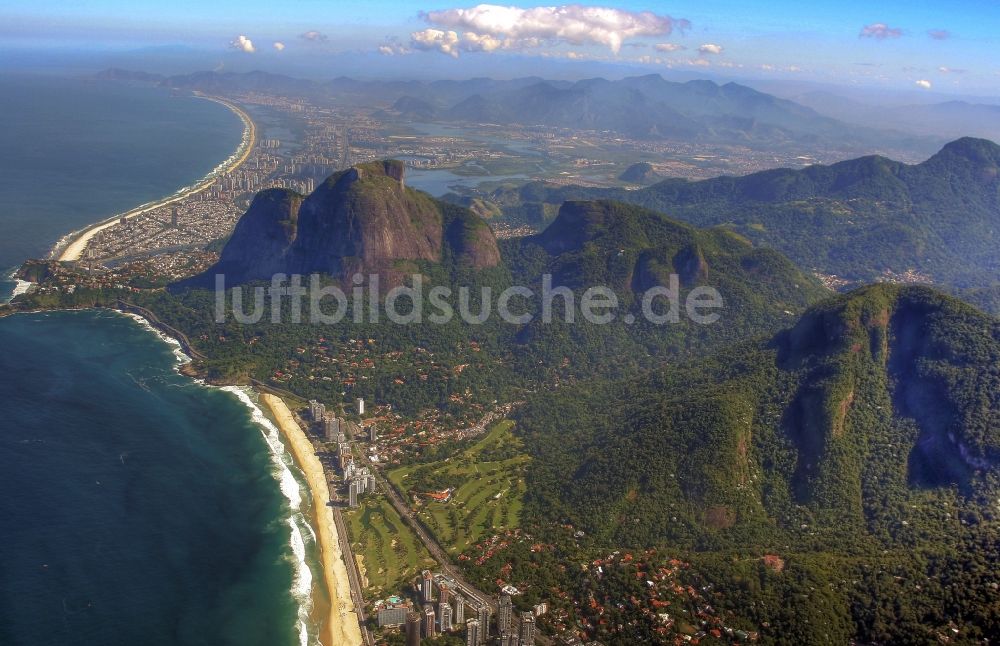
[52,94,256,262]
[262,393,364,646]
[112,308,330,646]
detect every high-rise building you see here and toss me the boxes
[519,611,536,646]
[405,611,421,646]
[439,583,450,605]
[454,594,465,625]
[356,397,365,415]
[377,603,410,627]
[421,570,434,602]
[309,400,325,421]
[348,480,360,508]
[465,618,481,646]
[324,414,340,442]
[369,424,377,442]
[498,594,513,634]
[440,601,453,632]
[499,633,517,646]
[423,605,436,638]
[477,606,491,637]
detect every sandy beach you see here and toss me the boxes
[55,95,255,262]
[261,393,364,646]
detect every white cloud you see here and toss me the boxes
[378,39,410,55]
[463,31,505,52]
[698,43,723,55]
[410,28,461,57]
[927,29,951,40]
[860,23,903,39]
[230,35,255,53]
[938,66,965,74]
[654,42,686,52]
[414,4,690,56]
[273,41,285,51]
[300,30,328,42]
[915,79,932,89]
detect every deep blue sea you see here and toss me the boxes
[0,77,316,645]
[0,75,242,296]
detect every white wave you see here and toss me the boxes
[117,312,192,366]
[113,309,317,646]
[220,386,315,646]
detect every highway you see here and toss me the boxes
[355,443,498,614]
[332,503,375,646]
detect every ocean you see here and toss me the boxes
[0,77,316,645]
[0,75,242,297]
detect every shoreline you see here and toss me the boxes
[52,93,256,262]
[261,393,364,646]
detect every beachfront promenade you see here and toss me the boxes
[55,95,255,262]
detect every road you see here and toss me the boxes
[332,503,375,646]
[357,444,498,614]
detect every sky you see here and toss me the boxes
[2,0,999,95]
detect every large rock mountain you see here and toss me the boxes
[524,283,1000,539]
[492,137,1000,292]
[186,160,500,286]
[518,283,1000,641]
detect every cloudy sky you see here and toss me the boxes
[2,0,998,94]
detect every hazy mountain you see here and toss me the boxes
[443,75,913,148]
[493,137,1000,291]
[618,162,662,184]
[792,90,1000,143]
[102,69,932,152]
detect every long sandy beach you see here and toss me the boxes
[261,393,364,646]
[54,95,255,262]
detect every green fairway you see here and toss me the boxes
[345,496,435,598]
[388,420,528,554]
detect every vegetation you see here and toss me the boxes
[512,284,1000,642]
[345,497,435,598]
[388,421,528,554]
[483,138,1000,297]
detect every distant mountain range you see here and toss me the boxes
[484,137,1000,292]
[787,89,1000,144]
[96,68,937,154]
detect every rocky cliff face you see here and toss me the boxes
[185,160,500,286]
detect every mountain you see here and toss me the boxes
[491,137,1000,292]
[182,160,500,287]
[390,95,436,121]
[155,189,829,391]
[102,69,932,153]
[497,199,828,376]
[517,283,1000,642]
[443,75,927,150]
[618,162,662,184]
[789,89,1000,144]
